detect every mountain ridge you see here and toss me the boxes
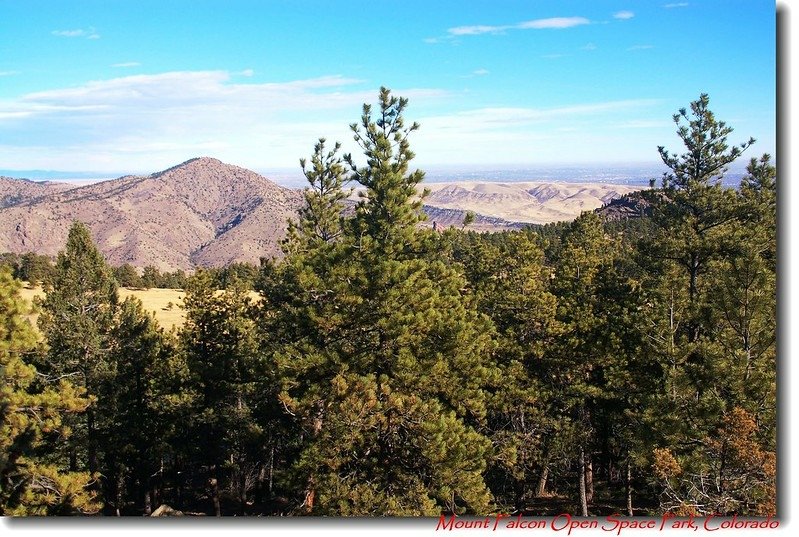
[0,157,639,270]
[0,157,303,270]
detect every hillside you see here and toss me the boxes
[424,181,641,225]
[0,158,303,270]
[0,159,641,270]
[0,177,75,208]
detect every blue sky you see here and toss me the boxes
[0,0,776,174]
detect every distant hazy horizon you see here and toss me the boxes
[1,159,748,189]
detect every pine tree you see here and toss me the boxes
[113,264,143,288]
[547,212,617,515]
[262,87,498,515]
[101,296,176,515]
[442,229,557,511]
[289,137,350,250]
[637,95,775,515]
[0,267,99,515]
[37,221,118,477]
[639,95,753,445]
[651,93,753,316]
[181,270,263,515]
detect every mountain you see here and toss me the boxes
[0,158,303,271]
[421,205,526,231]
[0,158,642,270]
[424,181,641,225]
[0,177,75,209]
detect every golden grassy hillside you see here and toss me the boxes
[18,285,187,332]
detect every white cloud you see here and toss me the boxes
[517,17,590,30]
[239,69,254,77]
[664,2,689,7]
[449,24,509,36]
[112,62,141,68]
[52,27,100,39]
[414,100,663,165]
[613,11,635,20]
[52,29,85,37]
[0,82,671,169]
[627,44,654,51]
[581,43,597,51]
[613,119,670,129]
[541,54,565,59]
[460,68,490,79]
[448,16,589,37]
[416,100,659,139]
[0,71,19,77]
[0,71,448,171]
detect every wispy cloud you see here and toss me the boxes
[627,44,654,51]
[52,29,85,37]
[459,68,490,79]
[613,11,635,20]
[111,62,140,68]
[581,43,597,51]
[414,99,663,164]
[517,17,590,30]
[52,27,100,39]
[541,54,565,59]
[421,100,660,131]
[449,24,506,36]
[0,71,19,77]
[239,69,255,77]
[663,2,689,7]
[614,119,671,129]
[0,71,447,170]
[448,16,589,37]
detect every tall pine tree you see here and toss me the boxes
[261,87,498,515]
[37,221,119,478]
[638,95,775,515]
[0,267,99,515]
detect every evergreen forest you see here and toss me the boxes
[0,89,776,517]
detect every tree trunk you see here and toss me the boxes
[87,408,97,475]
[579,448,588,516]
[209,471,221,516]
[116,471,124,516]
[514,477,525,512]
[626,461,633,517]
[304,414,323,513]
[585,455,594,505]
[536,465,549,497]
[268,444,275,495]
[238,459,247,515]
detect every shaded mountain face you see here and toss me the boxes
[594,191,654,221]
[0,158,303,271]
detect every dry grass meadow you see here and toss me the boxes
[18,285,187,332]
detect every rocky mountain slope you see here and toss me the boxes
[0,177,74,209]
[0,158,303,270]
[0,158,640,270]
[594,191,654,221]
